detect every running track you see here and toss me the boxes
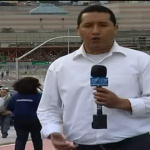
[0,140,55,150]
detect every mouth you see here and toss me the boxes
[92,37,101,40]
[91,37,101,42]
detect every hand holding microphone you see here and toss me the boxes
[93,87,122,109]
[91,65,131,129]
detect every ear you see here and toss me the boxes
[114,24,119,35]
[76,26,80,35]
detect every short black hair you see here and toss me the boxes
[13,77,41,94]
[77,5,116,26]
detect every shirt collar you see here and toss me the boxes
[73,41,127,60]
[110,41,127,56]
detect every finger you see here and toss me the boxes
[66,141,77,148]
[94,87,110,94]
[54,143,76,150]
[54,144,73,150]
[54,141,77,150]
[51,134,77,150]
[94,96,107,102]
[95,100,106,106]
[93,92,107,98]
[51,134,66,143]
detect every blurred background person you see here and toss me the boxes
[6,69,9,76]
[1,72,4,80]
[7,77,43,150]
[0,88,12,138]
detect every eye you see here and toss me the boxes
[83,24,92,28]
[100,24,108,27]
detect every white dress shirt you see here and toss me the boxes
[37,41,150,145]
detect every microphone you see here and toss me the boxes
[90,65,108,129]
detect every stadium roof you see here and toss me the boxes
[30,4,70,15]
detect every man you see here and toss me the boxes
[0,88,12,138]
[37,5,150,150]
[1,72,4,80]
[6,69,9,76]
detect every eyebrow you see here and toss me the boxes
[83,21,109,25]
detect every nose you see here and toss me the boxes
[92,25,101,35]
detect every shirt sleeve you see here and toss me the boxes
[128,54,150,117]
[37,62,63,138]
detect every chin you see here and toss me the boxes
[91,45,102,50]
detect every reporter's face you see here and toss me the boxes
[77,12,118,54]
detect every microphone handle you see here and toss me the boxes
[97,104,102,115]
[97,86,103,115]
